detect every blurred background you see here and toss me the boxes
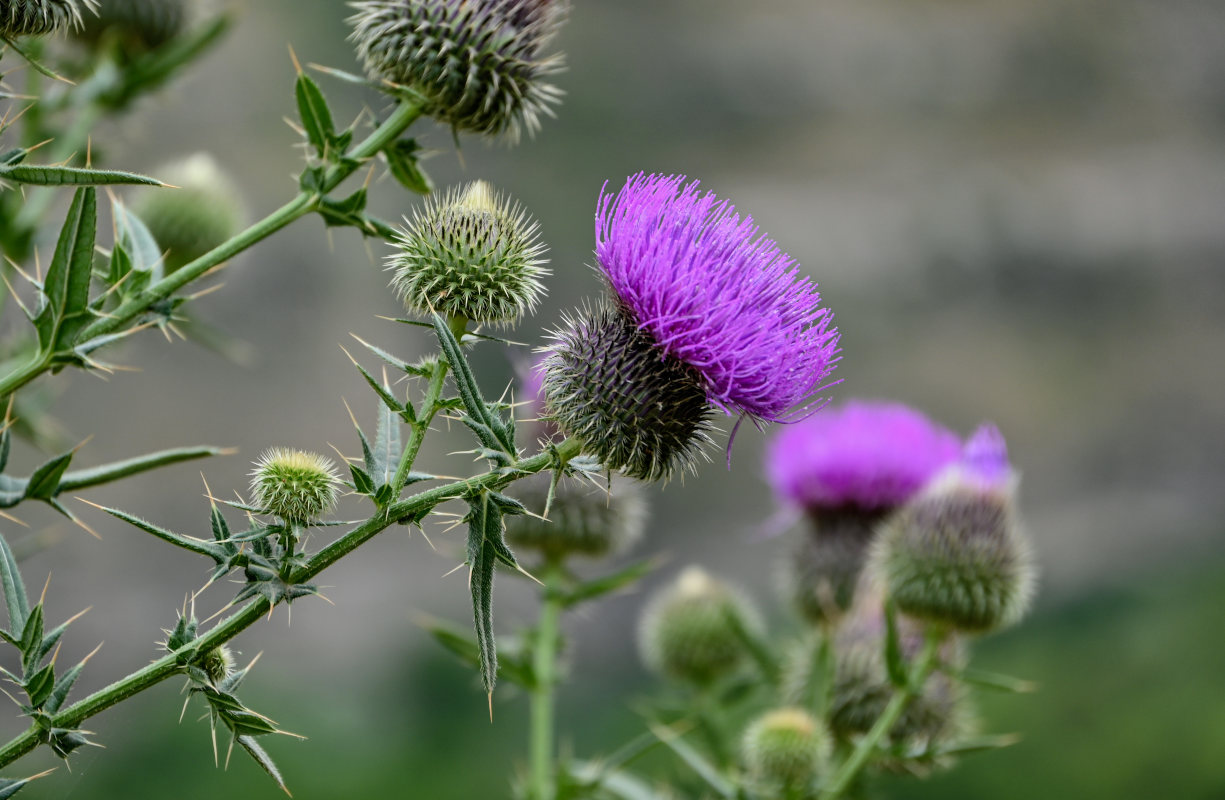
[3,0,1225,796]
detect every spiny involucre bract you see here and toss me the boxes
[741,708,831,791]
[348,0,567,142]
[77,0,192,49]
[874,425,1036,634]
[389,180,548,325]
[1,0,94,36]
[595,173,839,423]
[249,449,341,524]
[132,153,243,274]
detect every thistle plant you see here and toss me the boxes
[0,3,1041,798]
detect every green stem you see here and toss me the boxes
[529,560,564,800]
[819,629,944,800]
[0,101,424,400]
[0,435,584,770]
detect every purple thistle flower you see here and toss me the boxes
[594,173,839,423]
[766,401,961,512]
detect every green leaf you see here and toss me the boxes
[23,452,73,501]
[423,620,536,689]
[0,424,10,473]
[24,662,54,709]
[951,668,1037,694]
[371,391,401,492]
[0,165,162,187]
[351,360,406,421]
[19,604,42,672]
[93,505,224,560]
[296,71,335,159]
[57,446,222,493]
[0,533,29,636]
[647,723,735,799]
[112,199,164,283]
[561,559,656,608]
[35,188,96,353]
[0,769,53,799]
[45,655,86,713]
[432,314,514,455]
[236,735,291,795]
[466,492,501,699]
[348,464,374,496]
[384,139,433,196]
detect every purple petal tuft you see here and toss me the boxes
[960,424,1012,486]
[595,173,840,422]
[765,401,962,510]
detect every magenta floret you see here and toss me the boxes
[766,401,961,510]
[595,173,839,422]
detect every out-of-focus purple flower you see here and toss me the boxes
[766,401,961,512]
[594,173,839,423]
[958,424,1012,487]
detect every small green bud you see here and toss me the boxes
[1,0,93,37]
[741,708,830,791]
[200,644,233,685]
[348,0,567,141]
[504,472,646,561]
[542,304,714,482]
[638,566,758,686]
[249,448,341,524]
[388,180,548,325]
[76,0,191,50]
[132,153,243,275]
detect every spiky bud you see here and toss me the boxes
[786,507,888,626]
[542,304,714,481]
[1,0,93,36]
[132,153,243,275]
[348,0,567,141]
[76,0,190,50]
[388,180,547,325]
[874,426,1036,634]
[504,472,646,561]
[741,708,830,791]
[249,449,341,524]
[638,567,758,686]
[201,645,234,685]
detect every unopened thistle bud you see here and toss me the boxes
[76,0,190,50]
[388,180,547,325]
[1,0,93,36]
[249,449,341,524]
[741,708,830,791]
[504,472,645,561]
[132,153,243,275]
[543,174,838,481]
[348,0,567,141]
[766,402,961,625]
[875,425,1036,634]
[201,644,234,685]
[638,567,759,686]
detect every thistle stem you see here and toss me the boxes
[0,435,584,770]
[0,100,424,400]
[529,560,564,800]
[818,629,944,800]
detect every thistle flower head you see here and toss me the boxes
[874,425,1035,633]
[542,304,714,481]
[201,644,234,685]
[133,153,243,275]
[638,566,759,686]
[741,708,830,791]
[594,173,839,423]
[77,0,191,50]
[388,180,548,325]
[249,449,341,524]
[766,401,961,512]
[348,0,567,142]
[1,0,94,36]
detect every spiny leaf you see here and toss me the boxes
[0,768,53,799]
[88,504,223,560]
[22,452,72,502]
[295,70,335,160]
[561,559,656,609]
[0,533,29,635]
[35,188,96,353]
[236,735,291,796]
[24,662,54,709]
[0,165,162,187]
[57,446,223,493]
[384,139,432,196]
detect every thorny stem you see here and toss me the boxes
[529,560,564,800]
[818,628,945,800]
[0,435,584,769]
[0,100,424,400]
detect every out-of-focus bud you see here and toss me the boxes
[638,567,759,687]
[76,0,193,51]
[1,0,93,37]
[348,0,567,142]
[249,448,341,525]
[388,180,547,326]
[132,153,243,275]
[874,425,1036,634]
[504,472,645,562]
[741,707,830,791]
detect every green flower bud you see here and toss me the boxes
[348,0,567,141]
[132,153,243,275]
[201,644,234,685]
[875,472,1035,635]
[542,304,714,482]
[76,0,191,50]
[638,567,758,686]
[1,0,92,37]
[741,708,830,791]
[786,507,887,627]
[388,180,547,325]
[249,449,341,524]
[504,472,646,562]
